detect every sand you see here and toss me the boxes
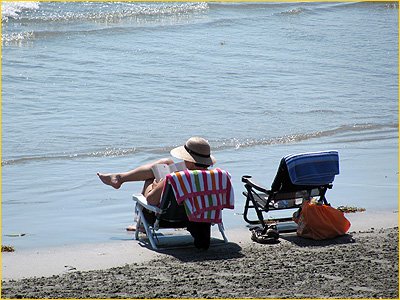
[1,211,398,299]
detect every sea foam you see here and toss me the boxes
[2,2,40,21]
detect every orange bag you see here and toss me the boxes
[294,200,351,240]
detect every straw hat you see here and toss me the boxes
[170,137,216,166]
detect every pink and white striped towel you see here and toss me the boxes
[163,168,234,223]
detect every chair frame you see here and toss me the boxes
[242,175,332,233]
[133,183,228,250]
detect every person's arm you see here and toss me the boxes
[146,179,165,206]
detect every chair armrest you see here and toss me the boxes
[132,194,162,214]
[241,175,271,195]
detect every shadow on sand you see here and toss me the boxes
[156,239,244,262]
[280,232,355,247]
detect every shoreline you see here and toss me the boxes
[2,210,398,281]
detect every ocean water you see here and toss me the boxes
[2,2,398,250]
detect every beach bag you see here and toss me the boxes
[294,200,351,240]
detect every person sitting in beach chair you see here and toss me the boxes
[242,150,340,242]
[97,137,216,206]
[98,136,233,249]
[132,163,233,249]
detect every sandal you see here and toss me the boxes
[250,227,280,244]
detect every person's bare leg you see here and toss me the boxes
[141,178,154,196]
[97,158,173,189]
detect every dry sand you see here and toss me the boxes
[1,211,398,299]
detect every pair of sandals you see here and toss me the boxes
[250,225,280,244]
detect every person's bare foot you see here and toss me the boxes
[97,172,122,189]
[126,224,146,233]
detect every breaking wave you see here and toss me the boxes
[2,2,209,44]
[3,2,208,23]
[3,123,396,166]
[2,1,40,21]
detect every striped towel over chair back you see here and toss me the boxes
[164,168,234,223]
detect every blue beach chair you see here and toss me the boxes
[242,150,339,241]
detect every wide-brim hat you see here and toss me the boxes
[170,137,216,166]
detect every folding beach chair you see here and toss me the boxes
[133,169,234,250]
[242,150,339,241]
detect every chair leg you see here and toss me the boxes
[218,222,228,243]
[134,215,141,241]
[136,206,158,250]
[134,203,140,241]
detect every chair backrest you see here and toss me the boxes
[272,151,337,205]
[284,150,339,186]
[157,183,188,223]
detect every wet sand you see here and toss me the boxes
[2,222,398,298]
